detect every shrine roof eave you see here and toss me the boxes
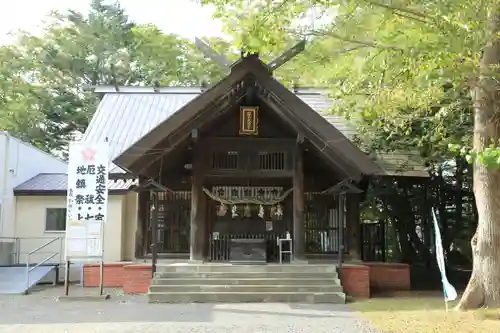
[112,57,261,175]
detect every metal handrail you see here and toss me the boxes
[25,237,61,293]
[28,253,59,273]
[0,237,62,265]
[27,237,60,256]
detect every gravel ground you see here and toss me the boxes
[0,286,379,333]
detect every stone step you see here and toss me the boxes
[149,284,343,293]
[148,291,346,303]
[155,264,337,274]
[151,277,341,286]
[154,272,338,279]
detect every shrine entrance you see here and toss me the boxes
[206,185,292,263]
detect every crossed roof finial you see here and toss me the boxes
[195,37,306,72]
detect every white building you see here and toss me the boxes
[0,131,67,264]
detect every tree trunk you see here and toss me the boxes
[437,167,449,250]
[455,8,500,310]
[452,158,464,244]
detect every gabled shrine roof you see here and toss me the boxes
[83,86,427,178]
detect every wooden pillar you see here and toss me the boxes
[150,191,158,275]
[293,143,305,261]
[135,190,148,259]
[347,194,362,261]
[200,188,208,259]
[337,193,345,267]
[190,143,205,262]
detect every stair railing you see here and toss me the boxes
[25,237,61,293]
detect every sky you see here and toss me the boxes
[0,0,224,43]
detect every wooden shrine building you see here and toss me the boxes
[108,53,395,266]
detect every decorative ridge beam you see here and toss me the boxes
[319,179,363,194]
[131,178,175,193]
[108,172,136,180]
[194,37,231,69]
[268,40,306,71]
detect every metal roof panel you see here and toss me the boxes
[83,93,198,171]
[14,173,137,193]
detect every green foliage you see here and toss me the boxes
[0,0,227,153]
[449,142,500,168]
[201,0,488,165]
[0,46,48,149]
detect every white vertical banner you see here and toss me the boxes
[65,142,109,261]
[432,208,458,305]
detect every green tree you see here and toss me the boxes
[0,46,48,148]
[202,0,499,309]
[2,0,138,152]
[0,0,227,153]
[131,26,229,85]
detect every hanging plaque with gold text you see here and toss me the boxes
[239,106,259,135]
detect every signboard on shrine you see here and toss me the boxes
[239,106,259,135]
[65,142,109,261]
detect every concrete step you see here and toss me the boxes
[151,277,341,286]
[149,284,343,293]
[154,272,338,279]
[155,264,337,274]
[148,291,346,303]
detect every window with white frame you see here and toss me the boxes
[45,208,66,232]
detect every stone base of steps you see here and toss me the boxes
[149,284,343,293]
[151,277,341,286]
[154,272,339,279]
[148,291,346,303]
[155,264,337,274]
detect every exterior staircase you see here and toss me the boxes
[148,264,345,303]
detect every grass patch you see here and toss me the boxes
[350,291,500,333]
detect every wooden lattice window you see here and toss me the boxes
[258,151,285,170]
[211,151,239,169]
